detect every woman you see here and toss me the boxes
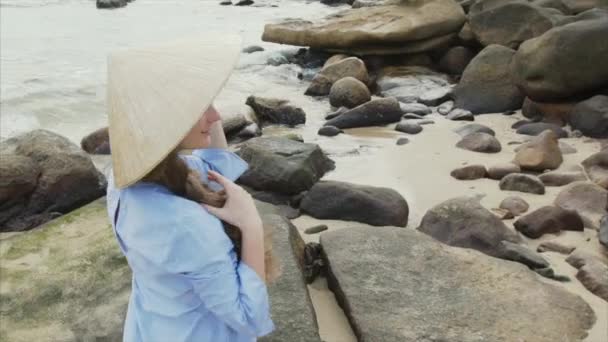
[105,34,275,341]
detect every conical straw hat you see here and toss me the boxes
[108,34,242,188]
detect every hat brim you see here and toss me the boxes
[108,34,242,188]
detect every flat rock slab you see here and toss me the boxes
[256,201,322,342]
[320,226,595,342]
[262,0,466,49]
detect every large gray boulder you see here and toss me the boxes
[582,148,608,189]
[324,97,403,129]
[554,181,608,229]
[262,0,466,51]
[569,95,608,138]
[469,1,568,48]
[454,45,525,114]
[0,130,106,232]
[320,226,595,341]
[0,199,321,342]
[300,180,409,227]
[236,137,335,195]
[417,197,521,257]
[511,9,608,101]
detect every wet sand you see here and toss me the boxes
[286,111,607,342]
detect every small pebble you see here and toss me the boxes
[305,224,329,234]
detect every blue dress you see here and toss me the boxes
[106,149,275,342]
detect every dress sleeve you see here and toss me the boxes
[182,148,248,182]
[167,211,275,338]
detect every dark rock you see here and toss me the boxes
[325,97,402,129]
[514,206,584,238]
[235,122,262,140]
[398,103,431,115]
[0,130,106,232]
[320,226,594,342]
[325,107,348,120]
[396,138,410,145]
[418,197,521,257]
[81,127,110,155]
[439,46,475,74]
[246,96,306,127]
[96,0,128,9]
[305,225,329,235]
[318,126,342,137]
[0,154,40,205]
[576,258,608,301]
[582,149,608,189]
[450,165,487,180]
[456,132,502,153]
[554,181,608,229]
[469,1,567,48]
[512,119,538,129]
[402,113,425,120]
[514,130,563,171]
[301,181,409,227]
[569,95,608,138]
[223,115,249,136]
[234,0,254,6]
[499,241,550,269]
[446,108,474,121]
[600,216,608,248]
[488,163,521,180]
[236,137,335,195]
[453,123,495,137]
[511,10,608,101]
[539,169,587,186]
[437,100,455,115]
[220,1,233,5]
[302,242,324,284]
[395,121,423,134]
[329,77,371,109]
[500,173,545,195]
[242,45,264,53]
[499,196,530,216]
[306,57,369,96]
[537,240,576,254]
[418,87,453,106]
[454,45,524,114]
[516,122,568,138]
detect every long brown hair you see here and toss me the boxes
[141,150,279,282]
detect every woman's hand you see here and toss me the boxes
[202,170,263,232]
